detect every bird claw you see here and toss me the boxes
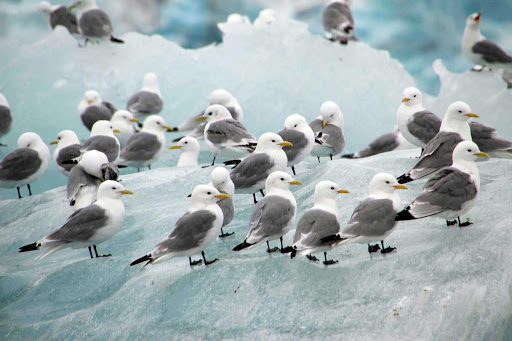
[306,254,319,262]
[266,247,279,253]
[459,221,473,227]
[97,254,112,258]
[218,231,234,238]
[381,247,396,254]
[204,258,219,265]
[368,244,381,253]
[323,260,339,266]
[190,259,203,266]
[446,220,457,226]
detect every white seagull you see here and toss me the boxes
[111,110,140,148]
[310,101,345,162]
[50,130,82,176]
[126,72,163,117]
[277,114,315,175]
[82,120,121,162]
[169,136,200,167]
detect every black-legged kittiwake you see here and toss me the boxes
[126,72,163,117]
[78,90,116,131]
[310,101,345,162]
[38,1,79,34]
[470,121,512,159]
[342,126,415,159]
[169,136,200,167]
[277,114,315,175]
[209,167,235,238]
[111,110,139,148]
[0,93,12,146]
[82,120,121,162]
[322,0,357,44]
[50,130,82,176]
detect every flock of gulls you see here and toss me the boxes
[1,0,511,268]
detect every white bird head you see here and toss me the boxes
[17,132,45,150]
[401,87,423,106]
[111,110,138,124]
[83,90,102,106]
[37,1,53,13]
[97,180,133,200]
[265,171,302,191]
[201,104,232,122]
[320,101,344,128]
[169,136,200,152]
[191,184,229,204]
[284,114,308,131]
[226,13,249,24]
[79,150,108,178]
[254,8,276,27]
[210,167,233,192]
[369,173,407,195]
[142,72,160,93]
[444,101,478,123]
[255,132,293,152]
[465,12,481,31]
[314,181,349,202]
[209,89,235,106]
[90,120,118,137]
[0,93,9,108]
[68,0,97,11]
[142,115,172,132]
[452,141,489,163]
[50,130,80,147]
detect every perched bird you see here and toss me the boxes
[126,72,163,117]
[67,0,124,44]
[82,120,120,162]
[78,90,116,131]
[397,101,478,184]
[233,171,301,253]
[310,101,345,162]
[169,136,200,167]
[342,126,415,159]
[200,104,256,166]
[130,185,229,267]
[110,110,139,148]
[209,167,235,237]
[67,150,109,211]
[229,133,292,204]
[462,12,512,71]
[0,132,50,199]
[396,141,488,227]
[322,0,357,44]
[323,173,407,254]
[0,93,13,147]
[37,2,79,34]
[470,121,512,158]
[277,114,315,175]
[173,89,244,141]
[396,87,441,150]
[290,181,349,265]
[117,115,172,171]
[50,130,82,176]
[253,8,276,27]
[19,180,132,259]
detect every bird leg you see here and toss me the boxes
[446,219,457,226]
[317,157,321,163]
[201,251,218,265]
[306,254,319,262]
[201,156,216,168]
[278,237,291,253]
[367,243,380,253]
[88,246,94,259]
[189,257,203,266]
[93,245,111,258]
[137,167,141,172]
[148,165,151,170]
[266,241,279,253]
[380,241,396,254]
[27,184,32,196]
[291,166,296,176]
[218,228,234,238]
[260,189,265,197]
[323,252,339,266]
[458,217,473,227]
[330,155,333,161]
[16,187,22,199]
[253,193,258,204]
[0,143,6,147]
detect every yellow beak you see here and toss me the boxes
[289,180,302,185]
[465,113,479,118]
[113,129,121,133]
[279,141,293,147]
[322,121,328,128]
[215,193,231,199]
[475,151,489,158]
[337,189,350,194]
[162,125,172,131]
[195,116,207,121]
[169,145,181,150]
[49,140,58,145]
[87,99,92,104]
[67,4,76,10]
[100,177,105,182]
[393,184,408,190]
[402,97,410,103]
[121,189,134,195]
[130,118,139,122]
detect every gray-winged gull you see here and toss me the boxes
[209,167,235,238]
[322,0,357,44]
[0,93,12,146]
[126,72,163,117]
[82,120,120,162]
[277,114,315,175]
[111,110,140,148]
[38,2,79,34]
[470,121,512,158]
[310,101,345,162]
[50,130,82,176]
[342,126,415,159]
[169,136,200,167]
[78,90,116,131]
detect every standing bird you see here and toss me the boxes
[50,130,82,176]
[277,114,315,175]
[200,104,256,166]
[117,115,173,171]
[322,0,357,44]
[323,173,407,254]
[397,101,478,184]
[0,93,12,147]
[37,2,79,34]
[462,12,512,71]
[342,126,415,159]
[130,185,229,267]
[290,181,349,265]
[82,120,120,162]
[67,0,124,44]
[169,136,200,167]
[396,141,488,227]
[470,121,512,159]
[78,90,116,131]
[126,72,163,117]
[229,133,292,204]
[19,181,133,259]
[209,167,235,238]
[396,87,441,150]
[110,110,139,148]
[0,133,50,199]
[233,171,301,253]
[310,101,345,162]
[253,8,277,27]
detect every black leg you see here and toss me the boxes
[380,240,396,254]
[266,241,278,253]
[137,167,140,172]
[291,166,296,175]
[317,157,320,163]
[306,254,319,262]
[218,228,234,238]
[330,155,333,161]
[148,165,151,170]
[323,252,338,265]
[368,243,380,253]
[201,251,218,265]
[93,245,111,258]
[189,257,203,266]
[0,143,7,147]
[27,184,32,196]
[16,187,22,199]
[260,189,265,197]
[280,237,284,250]
[88,246,94,259]
[211,156,216,166]
[253,193,258,204]
[458,217,473,227]
[446,219,457,226]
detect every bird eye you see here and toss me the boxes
[413,95,417,97]
[281,178,284,181]
[57,137,61,140]
[272,140,276,143]
[207,192,211,195]
[331,187,334,190]
[184,141,188,144]
[112,187,116,190]
[157,121,160,125]
[208,113,212,116]
[294,124,297,128]
[458,110,462,113]
[386,181,390,184]
[110,126,113,129]
[467,149,471,152]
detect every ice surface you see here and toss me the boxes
[1,149,512,339]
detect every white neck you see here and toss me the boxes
[77,1,97,16]
[440,118,471,140]
[96,198,125,215]
[452,160,479,182]
[266,187,296,204]
[369,192,401,211]
[177,150,199,167]
[312,198,338,217]
[463,24,484,44]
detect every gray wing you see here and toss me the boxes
[0,148,41,181]
[356,132,399,158]
[322,1,354,31]
[409,168,477,218]
[407,110,441,145]
[293,209,340,247]
[247,196,295,241]
[0,105,13,135]
[472,40,512,64]
[80,105,112,131]
[46,205,108,242]
[230,153,274,190]
[317,124,345,154]
[309,118,323,133]
[206,119,255,144]
[126,91,163,115]
[82,136,119,162]
[101,162,120,181]
[342,198,396,237]
[50,6,79,34]
[225,105,241,121]
[67,166,99,199]
[78,9,113,38]
[470,122,512,153]
[217,191,234,227]
[153,210,217,255]
[57,144,82,172]
[119,132,161,162]
[278,128,307,163]
[102,101,117,114]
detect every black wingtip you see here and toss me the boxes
[290,249,297,259]
[172,136,185,142]
[280,246,294,254]
[232,240,253,252]
[397,173,413,184]
[320,234,343,243]
[223,159,242,166]
[395,207,416,221]
[117,165,128,169]
[19,242,40,253]
[341,153,355,159]
[130,254,152,266]
[110,36,124,44]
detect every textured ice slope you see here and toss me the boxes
[1,149,512,339]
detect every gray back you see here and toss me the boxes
[206,119,255,144]
[120,132,161,162]
[470,121,511,152]
[83,135,119,162]
[278,128,307,163]
[472,40,512,64]
[408,110,441,144]
[342,198,396,237]
[0,148,41,181]
[309,118,323,133]
[50,6,79,34]
[79,9,113,38]
[358,132,398,158]
[57,144,82,172]
[217,190,234,227]
[127,91,163,115]
[67,165,100,199]
[322,124,345,154]
[231,153,274,190]
[411,132,464,177]
[0,106,12,136]
[293,209,340,246]
[81,105,112,131]
[248,195,295,239]
[47,205,107,242]
[322,1,353,31]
